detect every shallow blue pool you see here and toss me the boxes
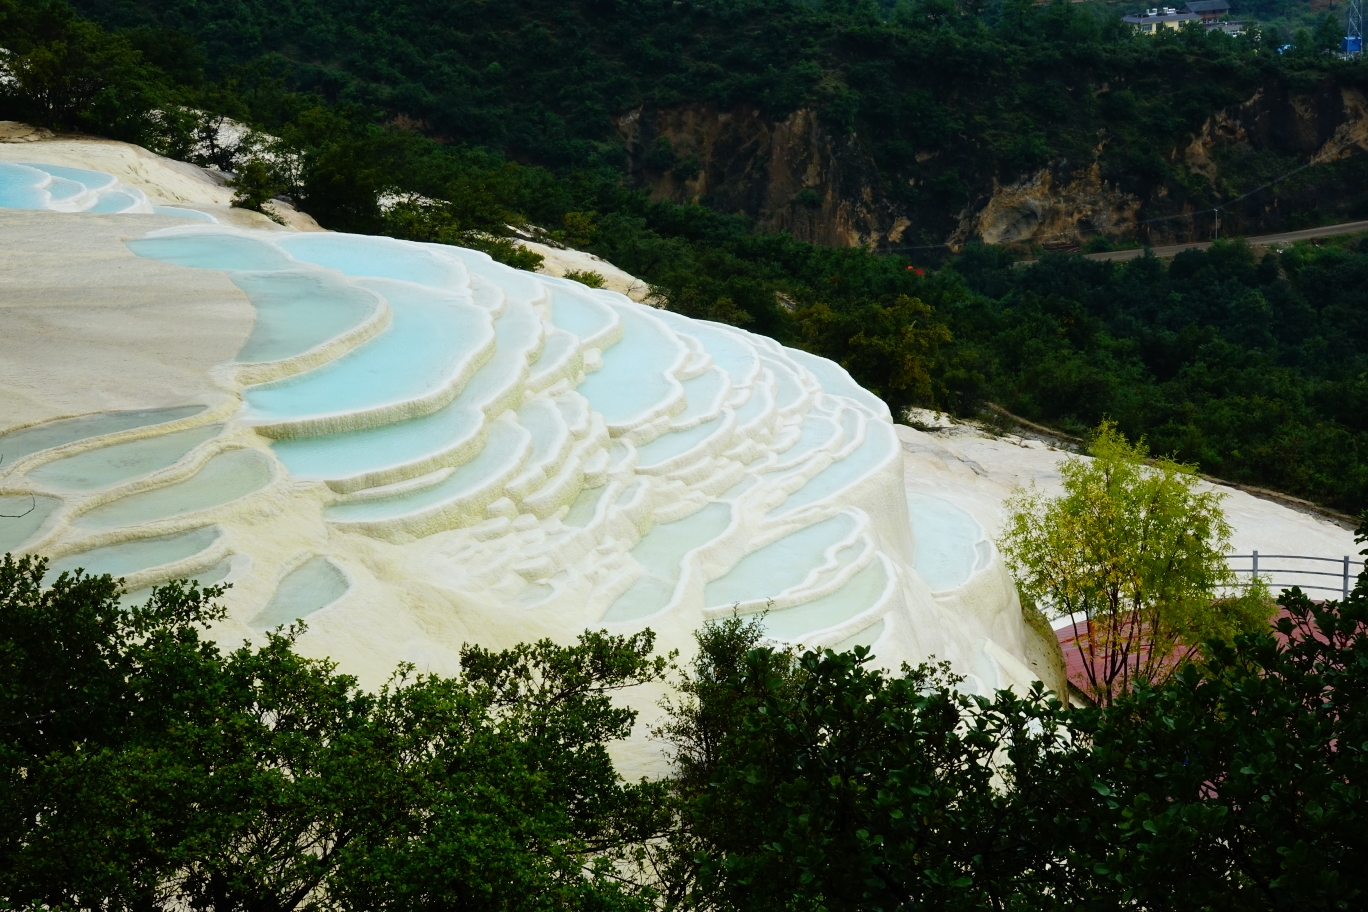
[0,162,50,209]
[907,492,985,592]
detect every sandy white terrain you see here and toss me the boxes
[898,416,1360,608]
[0,134,1048,743]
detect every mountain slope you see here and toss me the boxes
[71,0,1368,249]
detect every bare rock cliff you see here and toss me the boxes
[616,104,909,248]
[1184,82,1368,171]
[1148,80,1368,242]
[958,80,1368,249]
[950,164,1141,249]
[619,81,1368,252]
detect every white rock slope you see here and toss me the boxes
[0,166,1039,699]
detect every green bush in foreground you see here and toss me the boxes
[655,617,1086,911]
[660,544,1368,911]
[1,521,1366,910]
[1072,570,1368,909]
[0,554,668,911]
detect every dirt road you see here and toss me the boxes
[1081,219,1368,262]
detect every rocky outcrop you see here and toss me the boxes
[950,164,1141,249]
[1165,80,1368,241]
[959,80,1368,249]
[616,104,910,248]
[1183,82,1368,172]
[0,121,54,143]
[1313,87,1368,164]
[618,78,1368,252]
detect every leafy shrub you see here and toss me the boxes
[563,269,606,288]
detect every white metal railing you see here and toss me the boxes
[1227,551,1365,599]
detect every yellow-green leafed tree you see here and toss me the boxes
[998,422,1271,706]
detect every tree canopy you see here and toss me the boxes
[1000,421,1271,703]
[3,521,1368,908]
[0,553,670,911]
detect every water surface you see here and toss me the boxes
[249,557,349,627]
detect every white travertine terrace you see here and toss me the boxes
[0,159,1046,709]
[0,135,325,231]
[0,159,207,219]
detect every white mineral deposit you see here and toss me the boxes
[11,142,1352,757]
[0,154,1048,721]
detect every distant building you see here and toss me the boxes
[1123,8,1201,32]
[1185,0,1231,21]
[1123,3,1243,35]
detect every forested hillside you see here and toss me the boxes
[4,0,1368,513]
[945,239,1368,512]
[62,0,1368,248]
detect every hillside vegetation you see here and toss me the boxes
[3,0,1368,513]
[4,553,1367,909]
[946,238,1368,513]
[63,0,1368,244]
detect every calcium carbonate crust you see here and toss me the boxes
[0,217,1035,703]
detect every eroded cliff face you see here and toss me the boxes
[974,80,1368,247]
[1161,81,1368,241]
[616,104,911,248]
[620,82,1368,252]
[1185,83,1368,173]
[950,164,1141,249]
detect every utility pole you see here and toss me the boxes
[1349,0,1363,55]
[1214,208,1219,240]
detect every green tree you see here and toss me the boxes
[0,554,669,911]
[999,422,1271,704]
[657,617,1090,912]
[556,211,598,249]
[329,632,672,912]
[381,191,545,271]
[563,269,606,288]
[1313,12,1344,52]
[643,137,677,172]
[1069,518,1368,908]
[228,156,287,223]
[795,293,952,417]
[655,600,1368,911]
[0,0,165,138]
[0,554,234,905]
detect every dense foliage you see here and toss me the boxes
[661,533,1368,910]
[0,0,198,146]
[946,239,1368,513]
[1000,422,1270,703]
[1071,577,1368,908]
[0,554,669,911]
[3,1,1366,901]
[657,619,1085,910]
[58,0,1368,241]
[1,546,1363,909]
[2,515,1366,907]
